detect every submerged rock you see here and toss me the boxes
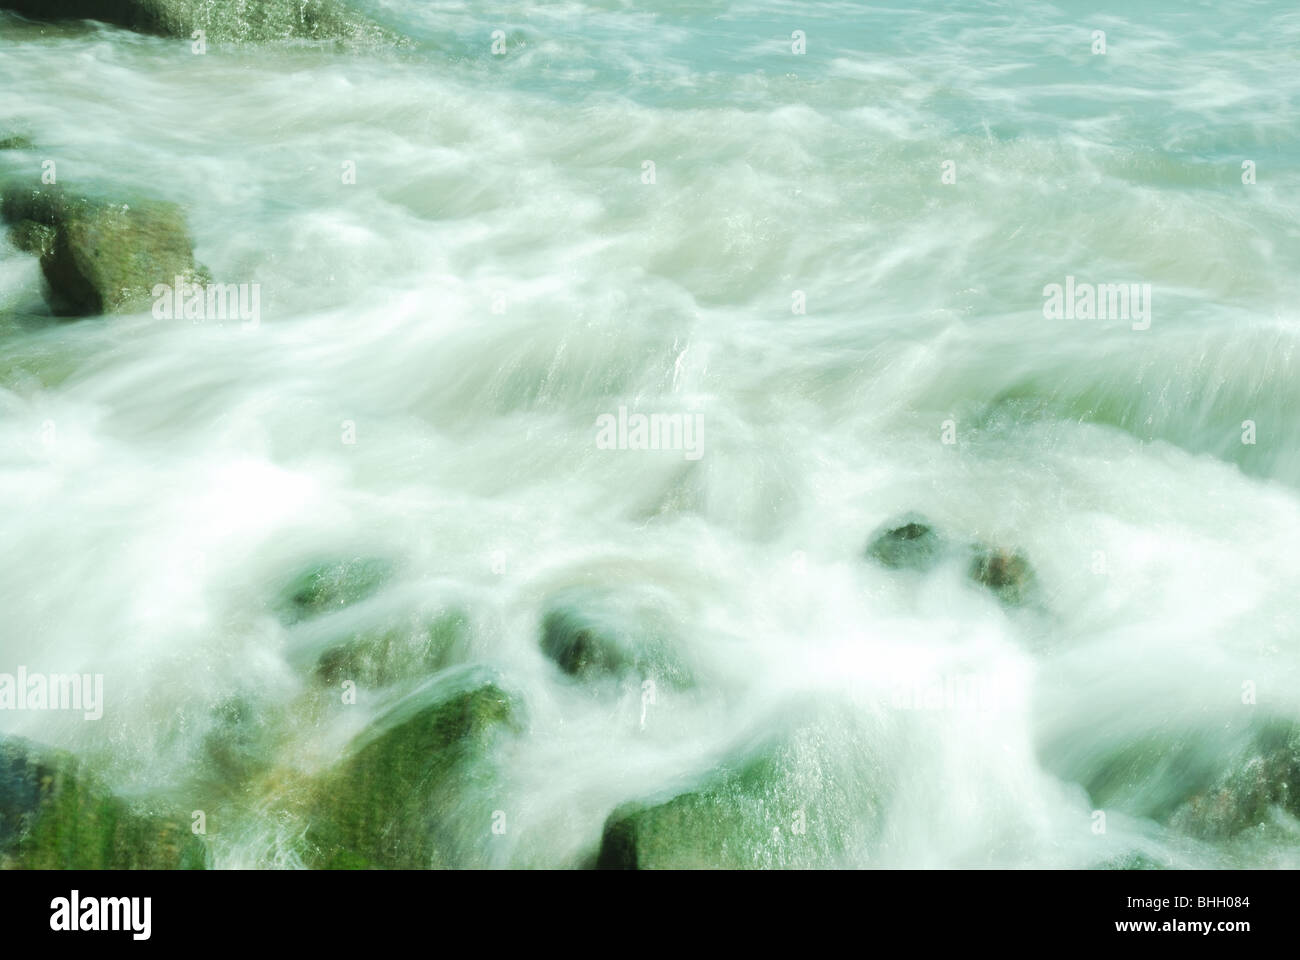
[0,736,205,869]
[538,590,692,688]
[314,608,468,690]
[865,516,946,571]
[199,695,277,795]
[967,546,1036,607]
[596,705,882,869]
[1,183,201,316]
[304,676,520,868]
[277,557,391,624]
[540,608,630,678]
[0,0,401,45]
[1168,722,1300,841]
[864,514,1038,607]
[0,134,35,151]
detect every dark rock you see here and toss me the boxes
[0,134,35,151]
[865,516,946,571]
[0,0,402,45]
[865,515,1039,607]
[538,590,692,688]
[967,546,1036,607]
[597,704,882,869]
[0,736,206,869]
[1,184,201,316]
[541,609,630,678]
[304,675,520,868]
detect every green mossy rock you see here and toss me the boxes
[0,737,206,869]
[278,557,391,624]
[304,677,520,869]
[2,184,200,316]
[0,0,400,45]
[0,134,36,151]
[538,590,692,688]
[9,219,55,258]
[314,609,468,690]
[597,706,882,869]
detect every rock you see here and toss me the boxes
[538,590,692,688]
[864,514,1038,607]
[0,134,35,151]
[277,557,391,624]
[1168,722,1300,840]
[0,0,401,45]
[314,609,467,690]
[596,704,882,869]
[865,516,946,571]
[199,695,275,793]
[967,546,1036,607]
[541,609,629,678]
[0,736,206,869]
[1,184,202,316]
[304,675,520,868]
[8,219,55,258]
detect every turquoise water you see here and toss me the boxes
[1,0,1298,868]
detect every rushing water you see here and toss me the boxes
[1,0,1299,868]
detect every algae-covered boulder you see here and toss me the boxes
[1168,721,1300,840]
[0,736,206,869]
[538,588,692,689]
[314,608,468,690]
[0,134,35,151]
[304,674,520,868]
[8,218,55,258]
[0,0,400,45]
[276,557,391,624]
[597,705,883,869]
[1,183,201,316]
